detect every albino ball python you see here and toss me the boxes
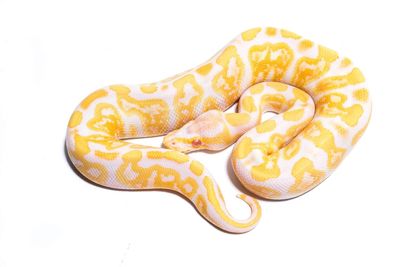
[66,27,371,233]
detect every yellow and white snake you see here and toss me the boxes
[66,27,371,233]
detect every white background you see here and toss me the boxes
[0,0,399,266]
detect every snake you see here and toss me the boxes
[66,27,371,233]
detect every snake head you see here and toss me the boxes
[163,110,225,153]
[163,120,205,153]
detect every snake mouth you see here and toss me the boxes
[163,136,203,154]
[162,131,188,152]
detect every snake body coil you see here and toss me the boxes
[66,27,371,233]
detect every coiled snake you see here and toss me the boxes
[66,27,371,233]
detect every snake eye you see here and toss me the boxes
[191,139,202,148]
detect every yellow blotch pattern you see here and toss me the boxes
[249,83,265,94]
[298,39,314,51]
[286,121,309,137]
[212,46,245,104]
[80,89,108,109]
[226,113,251,126]
[289,157,325,194]
[245,183,281,198]
[203,96,219,112]
[110,84,169,136]
[68,111,82,128]
[340,58,352,68]
[303,121,346,169]
[94,150,119,160]
[241,27,261,41]
[153,167,182,189]
[267,82,288,92]
[69,149,109,185]
[293,88,309,103]
[283,108,305,121]
[190,160,204,176]
[317,93,364,127]
[177,177,198,198]
[74,134,127,156]
[315,68,365,93]
[115,149,200,199]
[233,137,253,159]
[87,103,123,136]
[334,124,348,136]
[291,45,338,88]
[241,96,257,113]
[234,133,284,160]
[249,42,294,84]
[265,27,277,36]
[140,84,158,94]
[256,120,276,133]
[110,84,130,94]
[283,139,301,160]
[173,74,204,125]
[195,195,208,215]
[261,94,286,112]
[353,89,369,102]
[147,150,189,164]
[281,29,301,39]
[251,153,280,181]
[352,114,371,145]
[117,150,183,190]
[196,63,213,76]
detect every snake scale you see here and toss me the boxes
[66,27,371,233]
